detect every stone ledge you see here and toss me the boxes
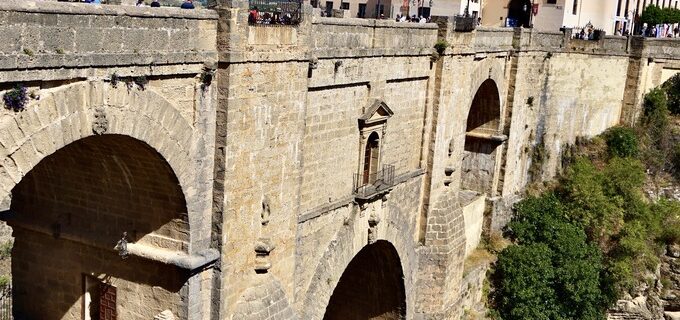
[0,63,205,83]
[0,0,218,20]
[0,51,217,71]
[297,169,425,224]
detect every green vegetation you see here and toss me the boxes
[0,276,10,289]
[433,39,449,55]
[0,241,12,260]
[489,81,680,319]
[604,126,639,158]
[640,5,680,26]
[490,192,616,320]
[663,74,680,115]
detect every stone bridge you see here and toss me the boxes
[0,0,679,319]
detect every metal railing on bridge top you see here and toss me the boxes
[248,0,303,26]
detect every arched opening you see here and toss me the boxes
[363,132,381,185]
[507,0,532,27]
[460,79,502,195]
[323,240,406,320]
[5,134,189,319]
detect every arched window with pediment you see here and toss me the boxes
[363,132,381,185]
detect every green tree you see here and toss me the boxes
[662,74,680,115]
[641,5,664,25]
[492,194,613,320]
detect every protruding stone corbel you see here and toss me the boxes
[309,57,319,70]
[367,212,380,244]
[254,238,275,273]
[92,107,108,135]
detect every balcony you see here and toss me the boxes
[353,164,395,201]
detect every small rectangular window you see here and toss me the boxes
[358,3,366,17]
[341,2,349,10]
[325,1,333,16]
[573,0,578,14]
[547,0,557,4]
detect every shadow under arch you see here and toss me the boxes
[8,134,190,319]
[460,79,502,195]
[322,240,406,320]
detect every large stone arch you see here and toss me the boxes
[300,200,418,320]
[0,81,205,247]
[9,134,190,319]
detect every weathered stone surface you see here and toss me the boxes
[0,1,678,320]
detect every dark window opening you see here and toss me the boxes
[375,4,385,17]
[325,1,333,16]
[358,3,366,17]
[362,132,380,185]
[573,0,578,15]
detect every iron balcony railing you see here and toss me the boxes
[248,0,303,26]
[353,164,395,199]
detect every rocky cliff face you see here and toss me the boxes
[606,245,680,320]
[661,245,680,319]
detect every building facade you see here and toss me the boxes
[315,0,482,19]
[480,0,675,34]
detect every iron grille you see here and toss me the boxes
[248,0,303,26]
[353,164,395,198]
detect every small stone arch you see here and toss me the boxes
[300,204,417,320]
[0,81,201,243]
[460,79,504,196]
[323,240,406,320]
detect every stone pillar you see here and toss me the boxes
[413,16,467,319]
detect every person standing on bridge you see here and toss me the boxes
[180,0,195,9]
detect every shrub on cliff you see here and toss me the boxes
[663,74,680,115]
[604,126,639,158]
[491,194,613,320]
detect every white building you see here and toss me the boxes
[481,0,676,34]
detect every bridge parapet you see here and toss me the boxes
[0,0,217,83]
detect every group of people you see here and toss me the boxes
[640,23,680,38]
[248,6,297,25]
[395,13,429,23]
[574,28,598,40]
[135,0,196,8]
[62,0,196,9]
[135,0,162,6]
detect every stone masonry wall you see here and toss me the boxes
[12,229,187,320]
[2,1,680,319]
